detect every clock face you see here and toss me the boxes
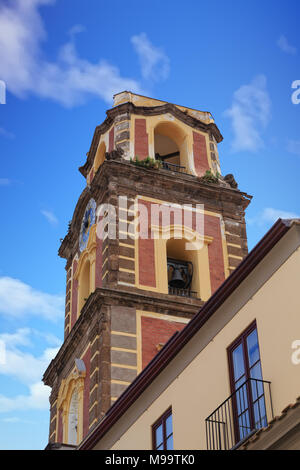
[79,199,96,252]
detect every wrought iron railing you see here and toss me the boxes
[168,286,198,298]
[205,378,274,450]
[161,161,187,174]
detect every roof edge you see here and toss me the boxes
[78,218,295,450]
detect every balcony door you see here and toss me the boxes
[228,322,267,444]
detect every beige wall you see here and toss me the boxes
[93,225,300,450]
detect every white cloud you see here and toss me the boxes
[0,327,60,413]
[0,381,51,412]
[131,32,170,81]
[41,209,58,226]
[0,276,64,321]
[248,207,300,226]
[277,35,297,55]
[287,140,300,156]
[224,75,271,152]
[0,0,143,106]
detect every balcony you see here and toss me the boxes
[205,378,274,450]
[168,286,198,298]
[161,161,187,174]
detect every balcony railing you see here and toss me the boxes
[168,286,198,298]
[161,161,187,174]
[205,378,274,450]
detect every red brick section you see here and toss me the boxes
[193,131,209,176]
[135,118,148,160]
[138,200,156,288]
[82,347,91,438]
[71,259,78,329]
[108,127,114,152]
[204,214,225,293]
[141,316,186,369]
[57,409,63,443]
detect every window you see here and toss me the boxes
[228,322,267,443]
[152,408,173,450]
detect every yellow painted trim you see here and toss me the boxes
[228,254,244,260]
[119,255,135,261]
[119,268,135,273]
[90,350,99,362]
[90,384,98,395]
[111,331,137,338]
[89,418,98,428]
[111,363,138,370]
[89,401,98,412]
[90,367,99,379]
[227,242,242,248]
[102,270,108,280]
[111,347,137,353]
[90,335,99,347]
[111,379,131,386]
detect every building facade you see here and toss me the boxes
[43,92,251,447]
[79,219,300,451]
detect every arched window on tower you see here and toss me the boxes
[154,122,189,174]
[78,259,90,313]
[166,238,200,298]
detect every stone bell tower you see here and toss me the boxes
[43,91,251,448]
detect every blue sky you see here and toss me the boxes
[0,0,299,450]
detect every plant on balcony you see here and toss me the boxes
[200,169,220,184]
[130,156,163,170]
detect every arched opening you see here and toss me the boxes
[166,238,200,298]
[68,388,79,445]
[154,122,188,173]
[94,141,106,173]
[78,259,90,313]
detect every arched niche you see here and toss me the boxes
[153,121,189,173]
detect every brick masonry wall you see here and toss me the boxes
[108,127,114,153]
[204,214,225,293]
[71,259,78,329]
[193,131,210,176]
[134,118,148,160]
[141,316,186,369]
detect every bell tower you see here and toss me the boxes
[43,91,251,448]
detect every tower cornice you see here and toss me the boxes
[79,101,223,178]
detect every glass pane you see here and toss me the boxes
[232,344,245,382]
[166,435,173,450]
[155,424,163,447]
[253,397,267,429]
[165,414,173,438]
[238,411,251,440]
[156,443,163,450]
[236,382,248,415]
[250,362,263,399]
[246,329,259,367]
